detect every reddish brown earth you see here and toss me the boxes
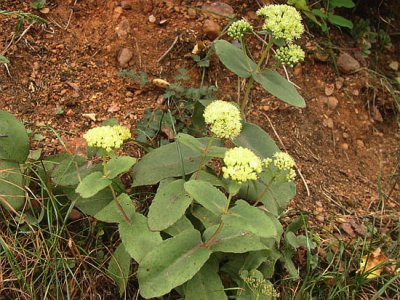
[1,0,399,297]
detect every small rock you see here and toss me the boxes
[335,77,344,90]
[114,6,123,19]
[40,7,50,14]
[356,139,365,148]
[203,19,221,40]
[115,18,130,39]
[325,83,335,96]
[187,8,197,19]
[323,117,334,129]
[327,96,338,110]
[316,215,325,223]
[118,48,133,67]
[120,0,133,10]
[315,51,329,62]
[293,64,302,76]
[372,106,383,123]
[261,105,270,112]
[352,89,359,96]
[201,2,234,18]
[337,52,360,74]
[148,14,156,23]
[340,143,349,150]
[343,132,349,139]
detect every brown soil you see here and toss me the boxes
[1,0,399,298]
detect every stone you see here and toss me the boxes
[389,61,398,71]
[356,139,365,148]
[325,83,335,96]
[118,48,133,67]
[337,52,360,74]
[201,2,234,18]
[323,117,334,129]
[120,0,133,10]
[203,19,221,40]
[340,143,349,150]
[335,77,344,90]
[115,18,130,39]
[327,96,338,110]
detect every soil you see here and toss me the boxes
[1,0,399,298]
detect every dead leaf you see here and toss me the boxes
[161,126,175,140]
[82,113,96,121]
[357,248,387,278]
[340,222,355,237]
[192,41,206,55]
[108,102,121,112]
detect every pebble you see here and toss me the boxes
[120,0,133,10]
[115,18,130,39]
[323,117,334,129]
[293,64,302,76]
[148,15,156,23]
[117,48,133,67]
[327,96,338,110]
[114,6,123,19]
[356,139,365,148]
[337,52,360,74]
[201,2,234,18]
[335,77,344,90]
[316,215,325,222]
[340,143,349,150]
[203,19,221,40]
[325,83,335,96]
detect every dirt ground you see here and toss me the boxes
[1,0,399,295]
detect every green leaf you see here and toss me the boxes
[132,138,219,187]
[184,260,227,300]
[105,156,136,179]
[214,40,256,78]
[119,213,163,263]
[327,14,353,29]
[148,179,193,231]
[65,187,113,216]
[52,155,98,187]
[312,8,327,18]
[0,55,10,64]
[94,193,135,223]
[175,133,204,152]
[281,254,299,279]
[233,123,279,159]
[107,243,131,296]
[252,69,305,107]
[204,225,267,253]
[239,172,296,216]
[75,172,111,198]
[137,229,211,298]
[184,180,227,217]
[329,0,355,8]
[164,215,194,236]
[31,0,46,9]
[0,110,29,163]
[208,146,227,158]
[190,170,225,188]
[0,160,24,210]
[192,205,220,228]
[222,200,278,239]
[288,0,310,11]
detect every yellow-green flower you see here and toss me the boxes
[275,44,305,67]
[227,19,253,40]
[257,5,304,42]
[83,125,131,152]
[273,152,296,181]
[222,147,263,183]
[203,100,242,139]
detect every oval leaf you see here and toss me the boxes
[106,156,136,179]
[148,179,193,231]
[0,110,29,163]
[0,160,24,210]
[107,243,131,296]
[252,69,306,107]
[214,40,256,78]
[75,171,111,198]
[138,229,211,298]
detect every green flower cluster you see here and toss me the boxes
[83,125,131,152]
[257,4,304,42]
[203,100,242,139]
[275,44,305,67]
[227,19,253,40]
[273,152,296,181]
[222,147,263,183]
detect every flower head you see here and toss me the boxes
[203,100,242,139]
[222,147,263,183]
[272,152,296,181]
[275,44,305,67]
[257,5,304,42]
[83,125,131,152]
[227,19,253,40]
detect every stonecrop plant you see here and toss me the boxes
[214,4,306,114]
[0,95,308,298]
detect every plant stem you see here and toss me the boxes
[253,175,275,207]
[204,193,233,248]
[102,156,132,224]
[195,135,215,179]
[241,37,274,115]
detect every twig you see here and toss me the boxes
[134,37,142,68]
[157,35,179,63]
[262,112,311,197]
